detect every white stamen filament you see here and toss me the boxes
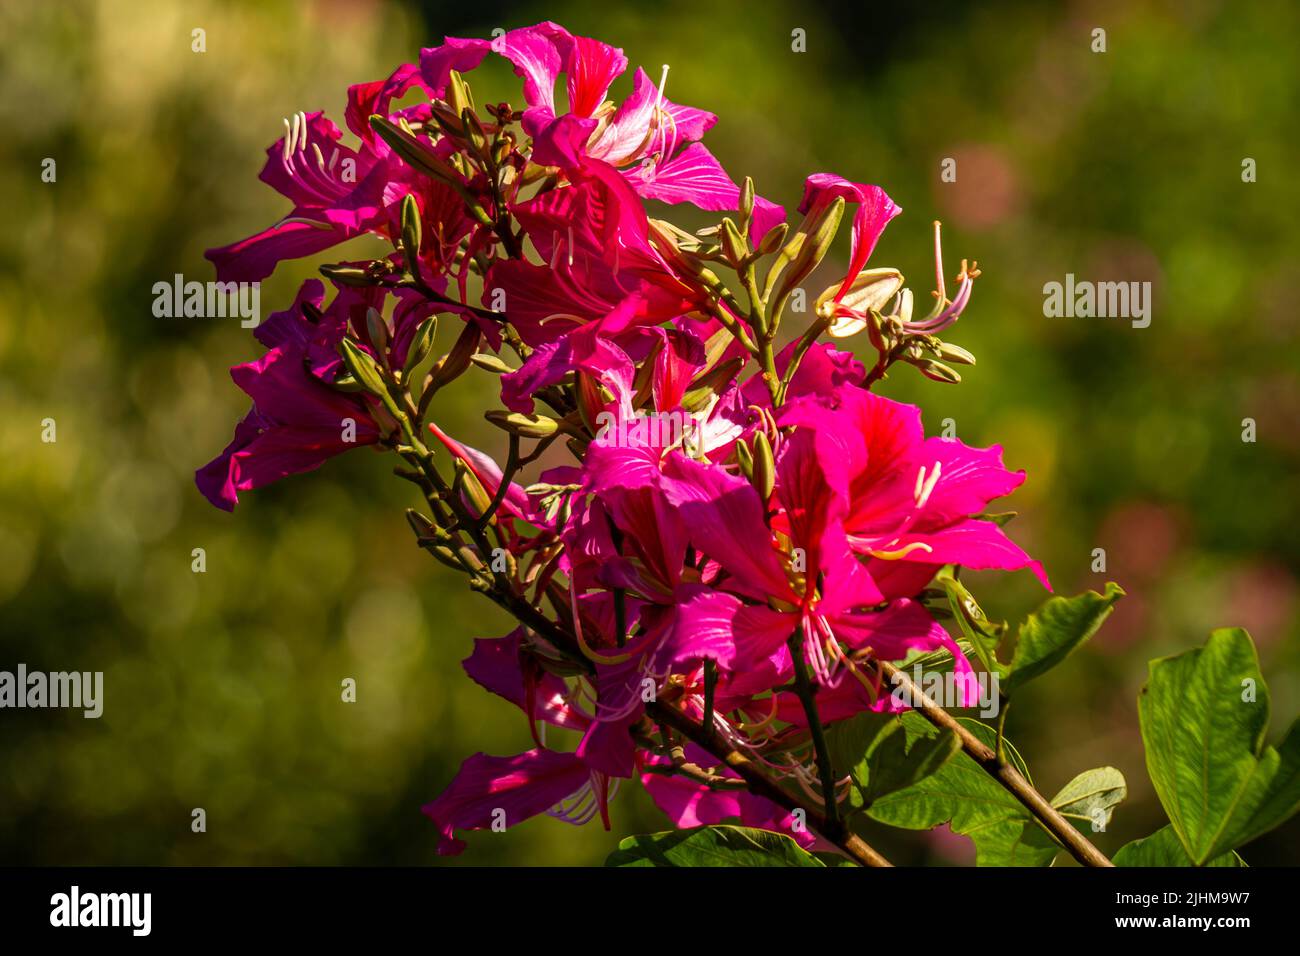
[915,460,942,509]
[654,64,670,114]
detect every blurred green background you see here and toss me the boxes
[1,0,1297,865]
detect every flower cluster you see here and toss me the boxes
[198,21,1046,858]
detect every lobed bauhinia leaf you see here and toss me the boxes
[1138,627,1300,865]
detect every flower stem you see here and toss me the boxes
[786,628,842,837]
[646,699,892,867]
[873,659,1114,867]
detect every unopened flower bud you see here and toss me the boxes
[365,307,390,357]
[405,508,437,542]
[403,316,438,379]
[739,177,756,228]
[425,322,480,393]
[454,458,494,515]
[470,353,515,375]
[339,338,388,396]
[485,410,560,438]
[751,431,775,500]
[735,439,755,478]
[319,263,375,287]
[757,222,789,256]
[400,193,422,266]
[933,341,976,366]
[771,196,845,314]
[911,359,962,384]
[447,69,474,118]
[720,217,747,269]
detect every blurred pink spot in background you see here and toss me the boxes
[1093,501,1184,649]
[934,144,1022,230]
[925,823,977,866]
[1222,561,1296,650]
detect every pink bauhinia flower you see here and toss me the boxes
[196,20,1066,863]
[196,280,385,510]
[206,59,491,284]
[424,628,611,855]
[778,385,1051,598]
[487,22,784,238]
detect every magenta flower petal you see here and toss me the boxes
[462,630,588,731]
[627,142,741,210]
[205,218,349,285]
[566,34,628,118]
[799,173,902,301]
[416,36,492,101]
[660,452,796,602]
[422,749,591,855]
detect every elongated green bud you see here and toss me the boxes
[757,222,789,256]
[735,439,755,479]
[470,353,515,375]
[768,197,845,317]
[751,431,775,500]
[462,108,488,154]
[339,337,388,396]
[447,70,474,118]
[680,356,745,412]
[405,508,437,541]
[425,322,480,394]
[403,316,438,379]
[910,358,962,384]
[739,177,755,228]
[319,263,374,287]
[454,458,495,515]
[934,341,977,366]
[485,410,559,438]
[720,217,748,269]
[369,116,461,183]
[365,307,390,357]
[400,193,422,267]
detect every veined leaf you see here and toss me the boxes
[1139,627,1300,864]
[866,715,1057,866]
[1002,583,1124,697]
[1114,824,1245,868]
[826,712,959,811]
[1050,766,1127,832]
[605,825,824,867]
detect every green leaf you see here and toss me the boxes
[866,715,1058,866]
[813,852,859,867]
[827,712,960,811]
[1114,825,1245,867]
[1139,627,1300,864]
[1002,583,1124,697]
[605,825,824,867]
[1050,766,1127,832]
